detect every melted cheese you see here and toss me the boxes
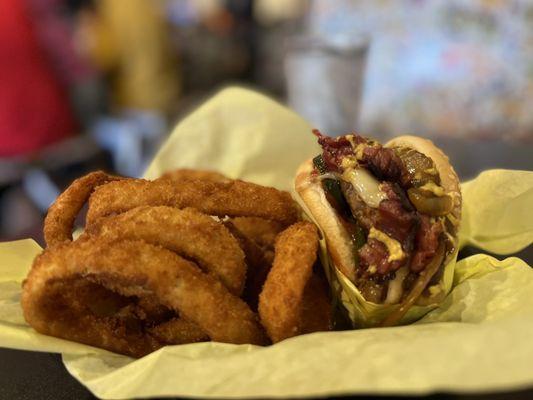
[344,136,366,160]
[354,143,367,160]
[419,181,446,197]
[345,135,357,148]
[368,227,405,262]
[341,157,358,169]
[340,160,387,208]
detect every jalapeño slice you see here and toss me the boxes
[313,155,366,266]
[312,155,352,218]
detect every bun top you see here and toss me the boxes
[295,159,356,280]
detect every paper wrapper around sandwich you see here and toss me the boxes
[316,243,457,328]
[306,214,458,328]
[0,88,533,399]
[311,169,532,329]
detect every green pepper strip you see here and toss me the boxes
[313,155,366,264]
[312,155,351,217]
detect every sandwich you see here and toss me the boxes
[295,130,461,326]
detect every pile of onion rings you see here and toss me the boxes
[22,170,331,357]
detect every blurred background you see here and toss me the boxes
[0,0,532,244]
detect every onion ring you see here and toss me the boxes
[43,171,123,247]
[85,178,300,226]
[148,318,209,345]
[224,217,285,310]
[258,221,321,343]
[224,220,273,311]
[229,217,284,249]
[87,206,246,296]
[299,273,332,334]
[156,169,230,184]
[229,217,284,264]
[22,238,268,357]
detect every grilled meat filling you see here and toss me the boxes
[313,130,453,303]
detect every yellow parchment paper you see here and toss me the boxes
[1,87,532,399]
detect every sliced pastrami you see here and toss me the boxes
[313,129,365,172]
[410,215,443,272]
[358,238,403,275]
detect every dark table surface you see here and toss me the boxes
[1,137,532,400]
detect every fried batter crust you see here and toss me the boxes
[224,221,272,311]
[299,273,332,334]
[86,179,300,226]
[156,169,230,184]
[229,217,285,249]
[148,318,209,344]
[44,171,123,247]
[87,206,246,296]
[22,238,267,357]
[258,222,323,343]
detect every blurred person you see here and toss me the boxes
[77,0,181,176]
[27,0,106,127]
[0,0,78,158]
[0,0,108,241]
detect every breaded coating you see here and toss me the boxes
[24,169,327,356]
[43,171,123,247]
[156,169,230,184]
[86,178,300,226]
[22,238,268,357]
[229,217,285,249]
[87,206,246,295]
[224,217,286,310]
[258,221,321,343]
[224,220,273,311]
[148,318,209,345]
[229,217,285,263]
[299,273,332,334]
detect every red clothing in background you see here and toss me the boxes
[0,0,77,157]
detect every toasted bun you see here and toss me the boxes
[295,160,356,281]
[295,135,461,285]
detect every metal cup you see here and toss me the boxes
[284,35,369,136]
